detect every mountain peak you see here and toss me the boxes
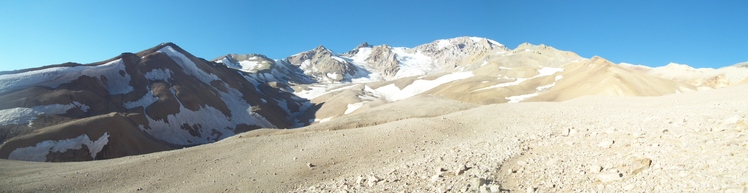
[356,42,371,49]
[344,42,374,56]
[312,45,335,55]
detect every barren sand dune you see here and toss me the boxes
[2,83,746,192]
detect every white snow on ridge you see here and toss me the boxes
[374,71,473,101]
[436,40,452,49]
[505,75,564,103]
[124,90,159,109]
[469,37,483,43]
[0,102,90,127]
[0,59,133,95]
[294,84,357,100]
[348,47,373,64]
[341,47,384,82]
[537,67,565,76]
[138,84,275,145]
[145,68,173,81]
[392,47,436,79]
[238,60,261,72]
[466,36,503,46]
[475,67,564,92]
[8,132,110,162]
[327,73,341,80]
[344,102,364,114]
[158,46,220,84]
[331,56,347,63]
[506,92,540,103]
[315,117,333,123]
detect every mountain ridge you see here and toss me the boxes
[1,37,747,162]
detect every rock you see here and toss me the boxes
[596,171,622,183]
[629,158,652,175]
[526,186,537,193]
[479,185,491,193]
[471,177,487,190]
[569,128,577,136]
[367,175,380,187]
[589,165,603,173]
[489,184,501,193]
[598,139,614,148]
[455,164,467,175]
[623,184,635,191]
[436,186,447,193]
[506,168,517,174]
[356,175,365,186]
[719,115,747,131]
[435,167,446,174]
[306,162,315,168]
[431,174,441,183]
[562,128,571,136]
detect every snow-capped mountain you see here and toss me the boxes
[619,62,748,89]
[0,43,306,162]
[1,36,746,162]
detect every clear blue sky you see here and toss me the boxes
[0,1,745,71]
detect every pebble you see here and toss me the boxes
[624,184,635,191]
[471,177,486,190]
[455,164,467,175]
[596,171,622,183]
[598,139,614,148]
[367,175,380,187]
[629,158,652,175]
[431,174,441,183]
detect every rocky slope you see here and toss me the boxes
[0,43,304,162]
[1,84,746,192]
[0,36,746,164]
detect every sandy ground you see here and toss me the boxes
[1,85,748,192]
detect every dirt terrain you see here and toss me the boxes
[1,83,747,193]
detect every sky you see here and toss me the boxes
[0,1,746,71]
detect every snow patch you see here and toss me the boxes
[469,37,483,43]
[124,90,159,109]
[139,85,274,145]
[374,72,473,101]
[506,93,540,103]
[344,102,364,115]
[475,67,563,91]
[327,73,341,80]
[436,40,451,49]
[505,75,564,103]
[316,117,333,123]
[145,68,173,81]
[391,47,435,78]
[8,132,110,162]
[158,46,220,84]
[294,84,357,100]
[0,102,89,127]
[238,60,262,71]
[331,56,347,63]
[0,59,133,94]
